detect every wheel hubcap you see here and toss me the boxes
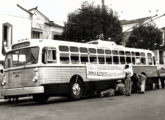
[72,83,81,96]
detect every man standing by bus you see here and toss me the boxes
[133,72,147,93]
[124,64,133,96]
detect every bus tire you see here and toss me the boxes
[33,94,49,103]
[69,78,84,100]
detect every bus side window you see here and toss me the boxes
[47,50,56,63]
[148,58,152,65]
[147,53,152,65]
[153,56,156,65]
[90,55,97,64]
[120,56,125,64]
[7,59,11,68]
[141,58,146,65]
[80,55,88,64]
[106,56,112,64]
[135,57,141,64]
[113,56,119,64]
[98,56,105,64]
[132,57,135,64]
[60,53,69,64]
[71,54,79,64]
[42,48,47,64]
[126,57,131,64]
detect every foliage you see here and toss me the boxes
[126,24,162,49]
[62,2,122,44]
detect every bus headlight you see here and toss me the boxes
[1,81,6,86]
[32,76,38,82]
[33,68,39,83]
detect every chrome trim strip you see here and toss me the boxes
[1,86,44,96]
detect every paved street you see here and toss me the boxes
[0,89,165,120]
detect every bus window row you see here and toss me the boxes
[59,45,151,57]
[59,53,155,65]
[44,47,155,65]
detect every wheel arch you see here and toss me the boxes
[70,74,84,83]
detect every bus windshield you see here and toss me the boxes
[5,47,39,68]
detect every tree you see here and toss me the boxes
[62,2,122,44]
[126,24,162,49]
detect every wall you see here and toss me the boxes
[0,4,31,61]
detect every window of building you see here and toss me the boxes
[32,31,42,39]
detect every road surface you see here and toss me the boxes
[0,89,165,120]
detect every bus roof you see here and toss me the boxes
[11,39,153,54]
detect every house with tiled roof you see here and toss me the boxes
[29,7,64,39]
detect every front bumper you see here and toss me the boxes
[1,86,44,97]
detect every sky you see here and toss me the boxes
[1,0,165,25]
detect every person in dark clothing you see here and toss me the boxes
[160,78,165,88]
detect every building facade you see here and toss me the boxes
[29,7,63,40]
[0,5,64,68]
[0,4,32,69]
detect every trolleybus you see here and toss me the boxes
[0,39,159,102]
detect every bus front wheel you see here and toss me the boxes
[69,78,84,100]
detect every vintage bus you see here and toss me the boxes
[0,39,158,102]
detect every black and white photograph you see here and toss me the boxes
[0,0,165,120]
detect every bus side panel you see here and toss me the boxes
[38,66,124,95]
[132,66,158,77]
[38,66,87,84]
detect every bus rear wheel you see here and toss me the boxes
[69,78,84,100]
[33,94,49,103]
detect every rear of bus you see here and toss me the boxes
[1,41,44,99]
